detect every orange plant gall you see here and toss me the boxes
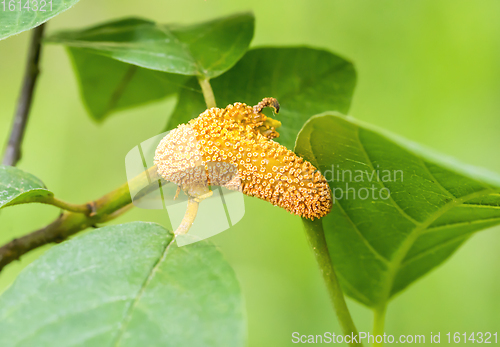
[154,98,332,220]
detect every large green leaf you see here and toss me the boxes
[0,222,245,347]
[0,165,52,209]
[0,0,80,41]
[67,47,189,121]
[295,113,500,308]
[165,47,356,150]
[46,14,255,79]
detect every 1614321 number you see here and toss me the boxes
[1,0,53,11]
[446,332,498,344]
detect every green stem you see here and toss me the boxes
[0,166,160,272]
[197,77,216,108]
[372,305,387,347]
[46,197,91,214]
[302,218,363,347]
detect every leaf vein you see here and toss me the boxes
[334,200,390,264]
[110,234,176,347]
[356,127,422,226]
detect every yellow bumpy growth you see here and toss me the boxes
[154,98,332,220]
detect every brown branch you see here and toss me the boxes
[3,24,46,166]
[0,166,160,272]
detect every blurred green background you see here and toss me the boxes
[1,0,500,345]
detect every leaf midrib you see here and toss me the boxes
[356,127,422,226]
[352,124,500,306]
[103,65,138,117]
[379,187,500,306]
[401,234,470,268]
[310,119,500,308]
[110,234,176,347]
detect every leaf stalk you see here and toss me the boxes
[302,218,363,347]
[198,77,217,109]
[0,166,158,272]
[372,304,387,347]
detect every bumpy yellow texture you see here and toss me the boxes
[154,102,332,220]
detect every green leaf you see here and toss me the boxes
[67,47,189,121]
[295,113,500,308]
[0,165,52,209]
[46,13,255,79]
[165,47,356,150]
[0,0,80,41]
[0,222,245,347]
